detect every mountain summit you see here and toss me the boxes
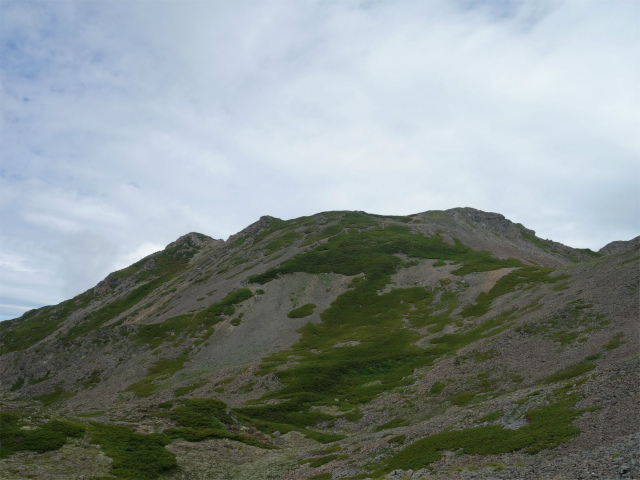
[1,208,638,479]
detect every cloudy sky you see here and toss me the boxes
[1,0,638,321]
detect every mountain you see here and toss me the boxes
[0,208,638,480]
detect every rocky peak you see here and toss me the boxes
[165,232,219,250]
[445,207,536,237]
[225,216,283,244]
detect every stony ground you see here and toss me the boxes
[1,210,638,480]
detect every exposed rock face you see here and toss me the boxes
[167,231,222,250]
[225,215,282,245]
[599,235,640,255]
[0,209,637,480]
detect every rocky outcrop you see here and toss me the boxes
[599,236,640,255]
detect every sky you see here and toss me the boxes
[0,0,638,321]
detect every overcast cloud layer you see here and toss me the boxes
[1,0,638,320]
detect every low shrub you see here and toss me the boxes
[287,304,316,319]
[542,362,595,384]
[451,392,475,406]
[90,423,176,479]
[429,382,445,396]
[379,401,581,474]
[300,454,339,467]
[172,398,233,428]
[35,386,76,405]
[603,335,623,351]
[375,417,409,432]
[173,380,208,397]
[0,414,85,458]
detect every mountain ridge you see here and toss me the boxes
[0,208,638,480]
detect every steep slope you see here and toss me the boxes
[0,208,637,480]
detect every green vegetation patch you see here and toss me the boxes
[29,371,54,385]
[236,286,434,436]
[517,304,609,346]
[377,400,581,475]
[541,362,595,384]
[451,391,475,406]
[429,382,445,396]
[250,225,521,286]
[265,231,302,256]
[519,228,550,252]
[603,334,624,351]
[65,276,168,343]
[237,222,532,442]
[465,348,498,362]
[10,378,24,392]
[0,291,92,353]
[46,420,86,438]
[302,224,345,246]
[460,267,570,318]
[81,370,102,389]
[90,423,176,479]
[35,386,76,405]
[388,434,407,444]
[375,417,409,432]
[476,410,502,423]
[134,289,253,348]
[0,414,85,458]
[164,399,277,449]
[618,255,640,265]
[300,454,341,467]
[307,473,333,480]
[574,248,602,258]
[287,303,317,319]
[173,379,208,397]
[127,351,191,398]
[172,398,233,427]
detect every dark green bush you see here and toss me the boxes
[287,304,316,318]
[265,231,302,255]
[21,429,67,453]
[45,420,86,438]
[542,362,595,384]
[172,398,233,428]
[173,380,207,397]
[375,417,409,432]
[165,399,277,449]
[380,401,581,474]
[0,414,85,458]
[388,434,407,444]
[603,336,623,350]
[35,386,76,405]
[126,352,191,398]
[451,392,475,406]
[301,454,339,467]
[429,382,445,396]
[307,473,333,480]
[90,423,176,479]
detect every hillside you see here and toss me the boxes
[0,208,638,480]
